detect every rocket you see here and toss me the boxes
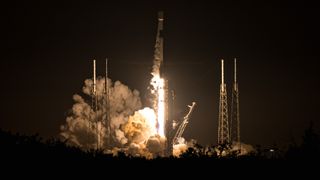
[157,11,164,78]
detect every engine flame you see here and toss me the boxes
[157,78,165,137]
[138,107,157,136]
[150,74,165,137]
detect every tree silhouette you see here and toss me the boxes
[285,122,320,160]
[301,122,320,159]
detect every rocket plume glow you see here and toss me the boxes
[60,12,178,158]
[61,49,168,157]
[58,11,248,158]
[157,78,165,137]
[151,75,165,137]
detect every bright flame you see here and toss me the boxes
[123,107,157,144]
[150,74,165,137]
[138,107,157,136]
[157,78,165,137]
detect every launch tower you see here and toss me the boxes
[230,58,240,146]
[218,59,230,145]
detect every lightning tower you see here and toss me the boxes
[230,58,240,146]
[104,58,111,149]
[91,59,100,149]
[218,59,230,145]
[92,59,97,112]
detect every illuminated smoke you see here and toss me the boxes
[60,77,166,158]
[173,137,188,157]
[60,94,97,148]
[122,107,157,144]
[61,31,168,157]
[231,142,255,155]
[146,135,166,155]
[61,77,141,149]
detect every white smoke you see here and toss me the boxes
[61,77,141,149]
[60,94,97,148]
[231,142,255,155]
[121,107,167,158]
[60,77,167,158]
[173,137,188,157]
[146,135,166,155]
[122,108,157,144]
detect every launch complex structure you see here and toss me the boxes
[90,59,111,150]
[87,11,240,155]
[218,59,241,150]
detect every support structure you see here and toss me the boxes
[92,59,97,112]
[172,102,196,145]
[91,59,100,149]
[230,58,240,146]
[90,59,112,150]
[104,58,111,149]
[218,59,230,145]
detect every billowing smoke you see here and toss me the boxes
[60,77,166,158]
[173,137,188,157]
[60,94,97,148]
[122,108,157,144]
[231,142,255,155]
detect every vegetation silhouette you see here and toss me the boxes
[285,122,320,160]
[1,122,319,164]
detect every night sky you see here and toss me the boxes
[2,0,320,147]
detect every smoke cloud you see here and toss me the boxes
[231,142,255,155]
[60,77,166,158]
[173,137,188,157]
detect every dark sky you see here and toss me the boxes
[1,0,320,147]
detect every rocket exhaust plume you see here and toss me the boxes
[150,76,165,137]
[60,12,171,158]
